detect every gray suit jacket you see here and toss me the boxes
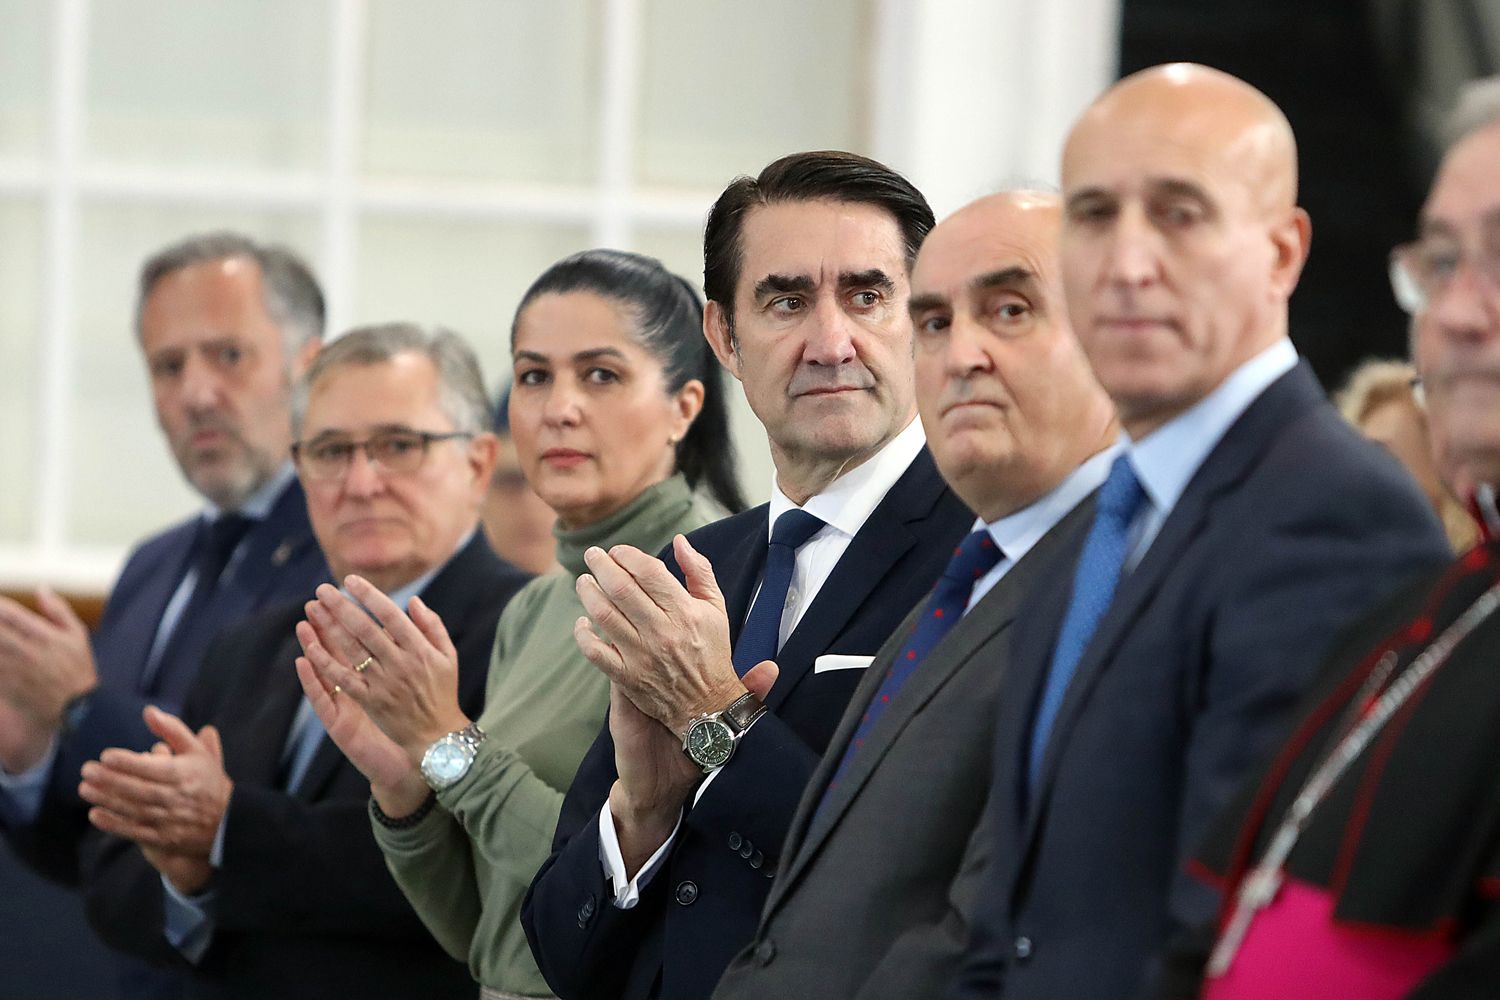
[711,497,1094,1000]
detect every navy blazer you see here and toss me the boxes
[951,363,1453,1000]
[0,478,327,1000]
[79,531,530,1000]
[523,448,973,1000]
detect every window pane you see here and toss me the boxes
[354,215,591,387]
[0,0,49,158]
[633,224,772,506]
[67,205,321,545]
[85,0,329,171]
[363,0,600,184]
[636,0,869,189]
[0,199,43,542]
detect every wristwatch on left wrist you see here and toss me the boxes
[682,692,766,772]
[419,722,486,791]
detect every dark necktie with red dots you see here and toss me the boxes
[814,528,1003,816]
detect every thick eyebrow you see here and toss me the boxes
[838,269,896,294]
[908,291,951,316]
[753,273,816,301]
[972,265,1038,295]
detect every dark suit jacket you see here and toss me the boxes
[712,494,1095,1000]
[0,477,326,1000]
[79,531,530,1000]
[522,448,973,1000]
[951,363,1453,1000]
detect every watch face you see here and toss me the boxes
[686,718,735,769]
[425,739,471,786]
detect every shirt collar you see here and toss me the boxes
[1127,338,1298,516]
[766,417,927,540]
[204,462,296,522]
[980,443,1123,561]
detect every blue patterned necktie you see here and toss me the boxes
[144,512,254,696]
[1026,453,1146,791]
[817,529,1003,811]
[731,508,826,676]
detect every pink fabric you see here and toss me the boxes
[1203,876,1455,1000]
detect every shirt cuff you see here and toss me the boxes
[597,800,681,909]
[208,807,228,868]
[0,736,59,825]
[160,874,214,964]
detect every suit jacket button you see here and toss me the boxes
[577,894,597,928]
[674,880,699,906]
[754,938,776,966]
[1014,935,1033,961]
[749,851,764,869]
[738,841,755,859]
[728,832,743,852]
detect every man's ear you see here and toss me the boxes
[467,432,500,494]
[291,336,322,381]
[1267,207,1312,301]
[702,301,742,379]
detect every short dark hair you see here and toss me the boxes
[136,231,325,354]
[702,150,935,326]
[514,249,747,515]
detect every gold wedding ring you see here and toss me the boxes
[353,655,375,674]
[333,684,342,696]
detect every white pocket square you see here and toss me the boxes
[814,654,873,673]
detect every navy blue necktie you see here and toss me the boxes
[145,513,254,696]
[731,509,825,676]
[1026,454,1146,790]
[818,529,1002,810]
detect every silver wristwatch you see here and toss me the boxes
[419,722,486,791]
[682,692,766,772]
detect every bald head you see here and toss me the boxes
[911,191,1117,520]
[1058,63,1312,440]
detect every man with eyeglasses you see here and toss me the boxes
[0,233,331,1000]
[1156,76,1500,998]
[72,325,530,1000]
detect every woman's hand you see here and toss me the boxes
[295,577,471,768]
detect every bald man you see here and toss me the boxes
[711,192,1118,1000]
[951,65,1450,1000]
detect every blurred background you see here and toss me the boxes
[0,0,1494,595]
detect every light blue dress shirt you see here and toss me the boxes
[160,548,453,962]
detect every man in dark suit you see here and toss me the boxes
[75,325,530,999]
[950,65,1454,1000]
[710,191,1120,999]
[522,151,973,1000]
[0,233,329,999]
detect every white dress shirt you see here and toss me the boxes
[598,418,928,907]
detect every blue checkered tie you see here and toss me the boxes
[817,529,1002,811]
[1026,453,1146,790]
[731,509,826,676]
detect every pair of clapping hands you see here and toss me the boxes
[76,578,471,892]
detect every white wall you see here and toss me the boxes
[0,0,1118,589]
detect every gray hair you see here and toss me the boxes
[292,323,492,437]
[1444,76,1500,147]
[135,231,325,355]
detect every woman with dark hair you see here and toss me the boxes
[295,249,743,998]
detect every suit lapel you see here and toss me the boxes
[225,629,307,790]
[763,450,946,713]
[1020,364,1326,848]
[772,495,1097,910]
